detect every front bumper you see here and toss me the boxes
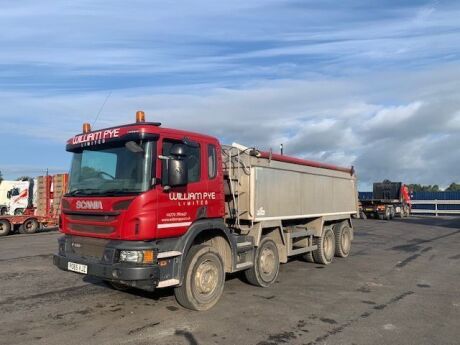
[53,235,164,291]
[53,254,160,290]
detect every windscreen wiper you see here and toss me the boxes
[102,189,140,196]
[66,188,101,196]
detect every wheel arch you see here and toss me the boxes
[177,219,236,279]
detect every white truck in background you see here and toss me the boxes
[0,180,33,215]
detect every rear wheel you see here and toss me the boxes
[175,245,225,311]
[303,251,315,263]
[0,207,7,215]
[0,220,11,236]
[384,207,391,220]
[245,237,280,287]
[20,218,39,234]
[334,222,352,258]
[312,226,335,265]
[390,208,395,219]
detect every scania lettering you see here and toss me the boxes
[76,200,103,210]
[53,111,359,311]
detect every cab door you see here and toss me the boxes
[155,136,208,238]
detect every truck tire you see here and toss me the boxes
[312,226,335,265]
[390,208,395,219]
[245,237,280,287]
[303,251,315,263]
[14,208,24,216]
[174,245,225,311]
[334,223,352,258]
[0,220,11,236]
[0,207,7,215]
[384,207,391,220]
[20,218,39,234]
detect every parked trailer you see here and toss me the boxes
[53,112,358,310]
[0,214,59,236]
[359,181,411,220]
[0,174,68,236]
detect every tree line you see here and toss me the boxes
[407,183,460,192]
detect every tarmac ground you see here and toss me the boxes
[1,216,459,345]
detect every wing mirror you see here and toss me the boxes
[160,144,188,189]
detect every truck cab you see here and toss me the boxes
[54,112,228,306]
[5,180,31,215]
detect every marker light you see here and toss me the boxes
[136,110,145,123]
[83,123,91,133]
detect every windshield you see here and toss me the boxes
[68,141,155,196]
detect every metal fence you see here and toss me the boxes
[359,191,460,216]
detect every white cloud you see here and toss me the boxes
[365,101,423,130]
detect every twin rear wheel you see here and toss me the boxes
[305,222,352,264]
[0,219,39,236]
[19,219,39,234]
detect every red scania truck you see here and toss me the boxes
[54,112,359,310]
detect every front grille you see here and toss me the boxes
[67,214,118,222]
[69,223,115,234]
[69,237,110,260]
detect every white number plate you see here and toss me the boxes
[67,262,88,274]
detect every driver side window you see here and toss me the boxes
[162,140,201,183]
[81,150,117,178]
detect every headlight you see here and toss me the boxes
[119,250,154,264]
[120,250,143,263]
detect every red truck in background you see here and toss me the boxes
[53,111,359,310]
[359,181,411,220]
[0,174,68,236]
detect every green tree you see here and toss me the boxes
[445,183,460,192]
[0,170,3,184]
[406,184,440,192]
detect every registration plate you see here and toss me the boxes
[67,262,88,274]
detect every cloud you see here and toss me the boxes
[0,1,460,189]
[1,62,459,188]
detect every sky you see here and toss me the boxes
[0,0,459,190]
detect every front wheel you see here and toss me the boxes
[174,245,225,311]
[245,237,280,287]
